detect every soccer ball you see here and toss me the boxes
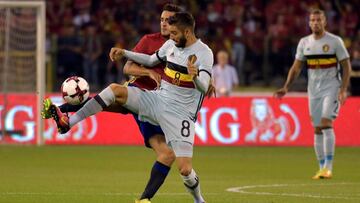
[61,76,90,105]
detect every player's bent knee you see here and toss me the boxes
[178,165,192,176]
[179,168,192,176]
[108,83,127,104]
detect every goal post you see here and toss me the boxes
[0,1,46,145]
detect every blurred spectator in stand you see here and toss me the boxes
[73,0,91,29]
[82,22,102,91]
[212,50,239,97]
[245,20,264,85]
[268,14,291,78]
[231,18,246,85]
[350,48,360,96]
[206,3,221,40]
[56,24,83,88]
[46,0,66,34]
[339,3,358,38]
[323,1,337,31]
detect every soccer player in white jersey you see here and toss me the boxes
[274,9,352,179]
[50,12,211,203]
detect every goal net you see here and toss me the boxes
[0,1,45,145]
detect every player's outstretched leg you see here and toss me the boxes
[41,98,91,119]
[47,84,129,134]
[64,84,128,133]
[66,86,116,129]
[177,158,205,203]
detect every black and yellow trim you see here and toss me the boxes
[163,64,195,88]
[164,67,193,82]
[305,54,338,69]
[305,54,336,59]
[166,61,188,74]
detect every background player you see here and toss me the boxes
[274,9,351,179]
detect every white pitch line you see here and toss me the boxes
[226,182,360,200]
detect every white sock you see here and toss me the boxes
[69,86,115,127]
[314,133,325,169]
[181,169,205,203]
[322,128,335,171]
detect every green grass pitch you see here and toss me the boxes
[0,146,359,203]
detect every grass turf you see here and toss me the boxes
[0,146,359,203]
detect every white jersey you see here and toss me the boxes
[123,38,213,153]
[156,39,214,121]
[295,32,349,98]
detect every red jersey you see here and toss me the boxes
[131,32,166,90]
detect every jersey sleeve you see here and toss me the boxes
[295,38,306,61]
[194,48,214,93]
[198,48,214,77]
[335,37,350,61]
[155,39,173,62]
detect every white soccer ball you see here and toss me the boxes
[61,76,90,105]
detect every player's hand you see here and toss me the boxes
[147,69,161,89]
[338,88,347,105]
[274,87,288,99]
[205,79,216,98]
[109,47,124,62]
[187,55,198,79]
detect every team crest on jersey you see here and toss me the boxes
[188,54,197,63]
[322,44,330,52]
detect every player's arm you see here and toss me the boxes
[123,60,161,87]
[122,35,162,86]
[193,70,211,93]
[110,48,161,67]
[336,37,352,105]
[123,60,160,78]
[188,51,214,94]
[274,38,305,99]
[274,59,304,98]
[339,58,352,105]
[110,39,171,67]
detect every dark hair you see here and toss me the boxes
[163,3,181,12]
[309,8,326,17]
[168,12,195,32]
